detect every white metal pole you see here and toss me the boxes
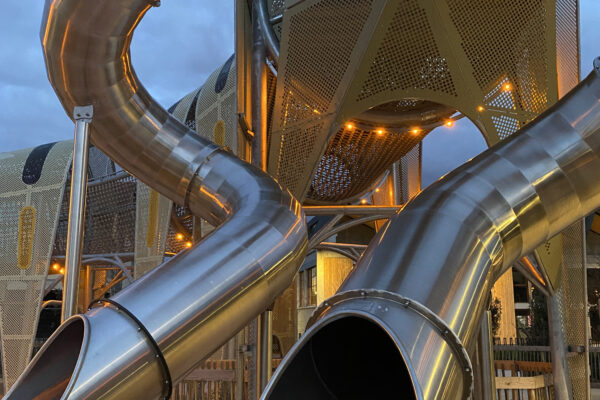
[62,105,92,322]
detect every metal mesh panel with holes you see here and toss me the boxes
[170,57,238,154]
[556,0,580,98]
[557,221,590,400]
[307,127,425,203]
[134,182,172,280]
[269,0,376,199]
[268,0,575,203]
[357,1,458,101]
[0,141,72,391]
[52,170,137,257]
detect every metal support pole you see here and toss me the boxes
[547,292,574,400]
[583,219,591,400]
[260,309,273,390]
[391,161,401,205]
[480,311,496,400]
[251,2,271,396]
[251,1,268,171]
[235,331,245,400]
[62,105,93,322]
[84,264,92,306]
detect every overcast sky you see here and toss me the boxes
[0,1,598,185]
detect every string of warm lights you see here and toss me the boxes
[342,84,514,140]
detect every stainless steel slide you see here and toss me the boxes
[4,1,307,399]
[263,63,600,399]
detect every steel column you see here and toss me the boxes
[547,292,574,399]
[391,161,401,205]
[61,105,92,322]
[480,311,496,400]
[252,1,271,396]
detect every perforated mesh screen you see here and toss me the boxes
[556,221,590,400]
[0,141,72,390]
[398,142,422,204]
[555,0,579,98]
[53,171,137,256]
[270,0,375,198]
[357,1,457,101]
[447,0,551,138]
[307,127,426,203]
[134,183,172,280]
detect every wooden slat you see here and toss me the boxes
[185,369,237,382]
[495,374,552,390]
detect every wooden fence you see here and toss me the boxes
[172,359,283,400]
[495,360,554,400]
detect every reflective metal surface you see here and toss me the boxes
[258,0,280,64]
[62,106,92,322]
[4,1,307,399]
[264,62,600,399]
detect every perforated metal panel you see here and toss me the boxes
[53,170,137,257]
[134,183,172,280]
[357,1,458,101]
[170,56,239,155]
[0,141,72,391]
[268,0,571,203]
[269,0,377,199]
[307,126,425,203]
[556,221,590,400]
[556,0,579,98]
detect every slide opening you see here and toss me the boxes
[5,317,85,400]
[269,316,416,400]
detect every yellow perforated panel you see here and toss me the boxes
[308,126,425,203]
[17,207,36,270]
[134,181,172,280]
[269,0,376,197]
[555,221,590,400]
[265,0,572,202]
[357,1,457,101]
[556,0,579,97]
[0,141,72,390]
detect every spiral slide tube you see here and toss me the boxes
[264,62,600,399]
[4,1,307,399]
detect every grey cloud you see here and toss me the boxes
[0,1,234,153]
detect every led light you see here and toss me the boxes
[477,106,485,112]
[59,268,65,274]
[411,128,420,135]
[376,129,384,135]
[503,82,512,91]
[360,199,367,204]
[375,188,380,193]
[52,263,60,271]
[176,233,184,240]
[185,241,193,248]
[346,123,353,130]
[445,120,454,127]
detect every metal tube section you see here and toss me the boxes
[257,0,280,65]
[62,106,92,322]
[480,311,496,400]
[303,205,401,215]
[264,62,600,399]
[260,309,273,391]
[252,2,272,394]
[392,161,402,205]
[5,2,308,399]
[252,0,268,171]
[84,265,92,308]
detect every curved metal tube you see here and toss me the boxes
[5,1,307,399]
[257,0,280,65]
[264,62,600,399]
